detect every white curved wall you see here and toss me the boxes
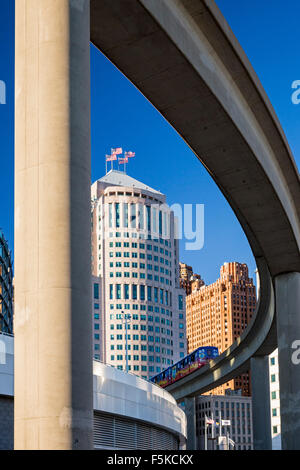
[93,360,186,446]
[0,334,13,397]
[0,334,186,448]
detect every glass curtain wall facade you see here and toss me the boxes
[0,232,13,334]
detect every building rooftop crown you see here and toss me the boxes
[98,170,163,195]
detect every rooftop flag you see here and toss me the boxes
[221,419,231,426]
[119,157,128,164]
[125,151,135,158]
[205,416,214,425]
[106,154,117,162]
[111,147,123,155]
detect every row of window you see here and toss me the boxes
[109,284,173,304]
[109,272,171,283]
[110,264,171,274]
[109,305,173,316]
[108,252,172,265]
[109,314,173,325]
[109,261,172,270]
[109,345,176,353]
[102,232,171,247]
[110,355,173,365]
[101,363,167,375]
[109,324,174,336]
[96,331,177,344]
[199,402,250,410]
[108,202,170,239]
[108,241,171,255]
[109,336,175,346]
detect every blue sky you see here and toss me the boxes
[0,1,299,284]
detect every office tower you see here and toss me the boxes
[196,393,253,450]
[91,170,186,379]
[0,231,13,334]
[179,262,205,296]
[186,262,256,396]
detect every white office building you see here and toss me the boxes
[269,349,282,449]
[91,170,186,379]
[256,270,282,449]
[196,393,253,450]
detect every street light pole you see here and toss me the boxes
[122,311,131,373]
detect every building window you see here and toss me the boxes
[132,284,137,300]
[109,203,113,228]
[123,203,128,228]
[160,289,164,305]
[115,284,121,299]
[122,284,129,300]
[131,204,136,228]
[159,211,162,235]
[139,204,144,230]
[94,283,99,300]
[140,285,145,301]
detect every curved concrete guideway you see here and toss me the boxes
[14,0,300,450]
[90,0,300,449]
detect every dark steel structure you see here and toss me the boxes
[0,231,13,334]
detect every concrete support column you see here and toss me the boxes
[185,396,197,450]
[275,272,300,450]
[250,356,272,449]
[14,0,93,449]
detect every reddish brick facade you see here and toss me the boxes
[186,262,256,396]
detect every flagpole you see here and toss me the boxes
[220,408,223,447]
[205,415,208,451]
[212,410,214,451]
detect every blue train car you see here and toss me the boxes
[150,346,219,388]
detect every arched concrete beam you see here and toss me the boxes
[90,0,300,276]
[90,0,300,398]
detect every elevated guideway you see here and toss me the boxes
[90,0,300,449]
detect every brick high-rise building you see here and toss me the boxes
[186,262,256,396]
[179,262,205,296]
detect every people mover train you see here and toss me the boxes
[150,346,219,388]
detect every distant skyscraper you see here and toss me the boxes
[186,262,256,396]
[0,231,13,334]
[91,170,186,379]
[179,262,205,296]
